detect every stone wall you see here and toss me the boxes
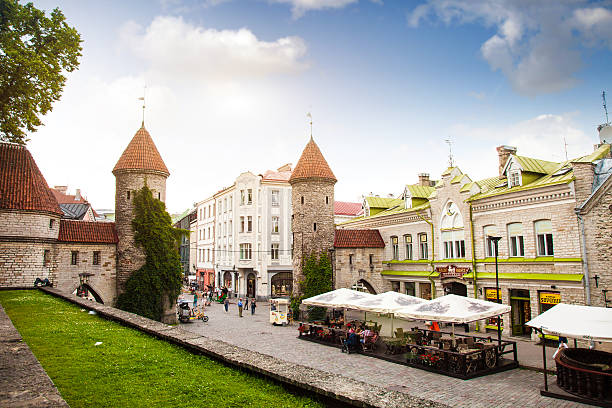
[0,210,60,239]
[291,179,335,295]
[114,170,167,295]
[335,247,387,293]
[53,242,117,304]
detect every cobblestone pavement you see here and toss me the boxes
[181,299,594,408]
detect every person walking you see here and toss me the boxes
[193,292,198,308]
[244,298,249,311]
[251,298,256,315]
[224,297,229,313]
[238,298,244,317]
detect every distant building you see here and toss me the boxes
[333,201,362,224]
[195,196,215,290]
[50,186,97,221]
[173,208,196,278]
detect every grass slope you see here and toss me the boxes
[0,291,323,408]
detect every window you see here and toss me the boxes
[240,243,252,260]
[509,171,521,187]
[483,225,497,257]
[240,217,245,233]
[218,223,221,237]
[349,254,354,265]
[391,281,400,292]
[419,234,428,259]
[301,196,304,205]
[405,282,416,297]
[391,236,399,260]
[441,230,465,259]
[272,216,279,233]
[49,219,54,228]
[369,254,374,265]
[223,222,227,237]
[247,189,253,204]
[43,249,50,266]
[508,223,525,257]
[271,243,279,260]
[93,251,100,265]
[71,251,78,265]
[535,220,554,256]
[229,220,232,236]
[247,216,253,232]
[404,235,412,260]
[271,190,280,206]
[223,198,227,212]
[240,190,245,205]
[326,196,329,205]
[229,196,233,210]
[258,216,261,232]
[313,223,317,231]
[126,191,130,200]
[157,192,161,200]
[218,201,222,215]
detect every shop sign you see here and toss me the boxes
[485,288,501,300]
[436,265,471,279]
[539,292,561,305]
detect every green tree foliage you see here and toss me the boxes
[292,252,332,321]
[0,0,82,144]
[117,185,186,321]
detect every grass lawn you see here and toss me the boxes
[0,290,324,408]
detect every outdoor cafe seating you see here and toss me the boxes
[297,289,519,379]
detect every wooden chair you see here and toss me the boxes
[362,333,379,352]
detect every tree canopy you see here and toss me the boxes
[0,0,82,144]
[117,185,186,321]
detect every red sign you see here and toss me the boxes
[436,265,471,279]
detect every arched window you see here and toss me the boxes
[483,225,497,257]
[440,201,465,259]
[535,220,553,256]
[507,223,524,257]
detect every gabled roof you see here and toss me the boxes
[59,203,90,220]
[261,169,292,182]
[51,188,88,204]
[572,144,610,163]
[510,155,559,174]
[441,167,456,176]
[364,196,403,209]
[334,201,362,216]
[334,229,385,248]
[58,220,118,244]
[113,125,169,176]
[405,185,435,199]
[289,137,336,183]
[338,202,430,226]
[0,143,62,215]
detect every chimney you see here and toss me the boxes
[75,189,81,201]
[418,173,430,187]
[496,145,517,178]
[54,185,68,194]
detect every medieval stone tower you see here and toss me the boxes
[113,124,170,307]
[290,136,337,296]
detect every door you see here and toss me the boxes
[247,273,256,298]
[510,289,531,336]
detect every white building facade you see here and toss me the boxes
[195,196,215,289]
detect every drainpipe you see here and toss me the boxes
[575,211,591,306]
[416,210,436,299]
[469,202,479,331]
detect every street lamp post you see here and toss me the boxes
[488,236,503,347]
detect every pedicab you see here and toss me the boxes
[177,300,209,323]
[269,298,291,326]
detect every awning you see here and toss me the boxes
[350,291,427,314]
[526,303,612,342]
[394,294,511,324]
[302,288,377,309]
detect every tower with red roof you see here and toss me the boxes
[289,136,336,295]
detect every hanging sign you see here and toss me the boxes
[485,288,501,300]
[539,292,561,305]
[436,265,471,279]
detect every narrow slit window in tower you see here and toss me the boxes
[326,196,329,204]
[158,192,161,199]
[301,196,304,205]
[127,191,130,200]
[313,223,317,231]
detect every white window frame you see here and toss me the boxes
[272,216,279,234]
[240,243,252,260]
[271,243,279,260]
[271,190,280,207]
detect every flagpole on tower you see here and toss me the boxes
[138,85,146,127]
[307,112,313,139]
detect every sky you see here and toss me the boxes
[26,0,612,214]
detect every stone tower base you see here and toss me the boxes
[161,295,177,324]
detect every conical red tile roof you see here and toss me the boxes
[289,137,336,183]
[0,142,62,215]
[112,125,169,176]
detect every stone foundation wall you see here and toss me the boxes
[0,241,55,287]
[0,210,60,240]
[335,247,387,293]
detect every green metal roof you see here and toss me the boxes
[441,167,456,176]
[463,272,583,282]
[513,155,560,174]
[571,143,611,163]
[381,270,439,277]
[405,184,435,198]
[365,196,403,209]
[339,202,430,225]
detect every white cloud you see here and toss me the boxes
[407,1,612,95]
[270,0,376,18]
[119,16,307,81]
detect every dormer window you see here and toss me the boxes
[509,170,521,187]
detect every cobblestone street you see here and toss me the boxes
[181,299,592,408]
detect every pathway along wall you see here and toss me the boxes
[40,287,447,408]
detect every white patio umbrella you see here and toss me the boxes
[394,294,511,342]
[526,303,612,342]
[302,288,377,309]
[351,291,428,335]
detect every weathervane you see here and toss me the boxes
[307,112,313,139]
[444,137,454,167]
[138,85,146,126]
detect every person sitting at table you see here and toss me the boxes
[360,328,374,344]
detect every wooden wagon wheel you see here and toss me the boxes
[484,349,497,368]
